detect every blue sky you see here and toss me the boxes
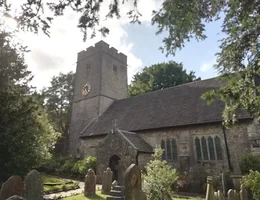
[124,19,225,80]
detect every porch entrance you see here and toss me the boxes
[109,155,121,181]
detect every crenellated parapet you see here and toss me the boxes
[77,40,127,64]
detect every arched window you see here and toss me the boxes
[195,137,202,160]
[166,139,172,160]
[208,136,216,160]
[161,139,166,160]
[171,139,178,160]
[194,135,223,161]
[201,137,209,160]
[215,136,223,160]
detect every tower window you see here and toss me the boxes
[113,65,117,72]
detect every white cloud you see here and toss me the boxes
[11,0,161,89]
[200,58,216,72]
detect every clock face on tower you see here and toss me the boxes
[81,82,91,96]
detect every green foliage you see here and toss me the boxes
[60,191,109,200]
[129,61,200,96]
[39,155,97,179]
[41,174,79,194]
[42,72,74,156]
[72,156,97,178]
[240,153,260,175]
[60,158,76,176]
[142,147,179,200]
[0,30,60,182]
[242,170,260,200]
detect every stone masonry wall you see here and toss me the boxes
[137,120,252,173]
[138,153,153,171]
[80,120,252,181]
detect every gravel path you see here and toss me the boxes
[44,182,102,200]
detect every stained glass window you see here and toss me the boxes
[172,139,178,160]
[201,137,209,160]
[195,137,202,160]
[208,136,216,160]
[215,136,223,160]
[166,139,172,160]
[161,140,166,160]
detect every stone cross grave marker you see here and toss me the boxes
[101,167,113,194]
[124,164,146,200]
[23,169,43,200]
[0,176,24,200]
[84,169,96,197]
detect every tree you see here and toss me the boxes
[0,29,60,181]
[128,61,200,96]
[1,0,260,125]
[42,72,74,156]
[142,147,179,200]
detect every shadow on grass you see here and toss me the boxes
[61,192,109,200]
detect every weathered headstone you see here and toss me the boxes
[240,184,248,200]
[228,189,239,200]
[6,195,26,200]
[206,176,215,200]
[214,190,224,200]
[124,164,146,200]
[101,167,113,194]
[0,176,24,200]
[84,169,96,197]
[23,170,43,200]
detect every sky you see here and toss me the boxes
[3,0,225,90]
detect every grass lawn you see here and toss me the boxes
[60,191,205,200]
[61,191,109,200]
[41,174,79,194]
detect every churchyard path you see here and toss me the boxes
[44,181,102,200]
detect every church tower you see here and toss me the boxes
[68,41,128,154]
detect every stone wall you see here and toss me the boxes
[138,153,153,171]
[95,131,136,184]
[79,120,253,181]
[137,120,252,173]
[68,41,128,154]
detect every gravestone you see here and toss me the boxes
[6,195,26,200]
[240,184,249,200]
[23,170,43,200]
[228,189,239,200]
[101,167,113,194]
[206,176,215,200]
[84,169,96,197]
[124,164,146,200]
[0,176,24,200]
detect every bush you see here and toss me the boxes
[60,158,76,176]
[142,147,179,200]
[38,158,61,173]
[242,170,260,200]
[72,156,97,178]
[240,153,260,174]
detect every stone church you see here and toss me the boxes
[68,40,260,183]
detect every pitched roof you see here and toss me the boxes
[116,129,154,153]
[80,77,251,137]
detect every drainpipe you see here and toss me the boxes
[222,126,233,171]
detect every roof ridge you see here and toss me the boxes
[116,76,217,102]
